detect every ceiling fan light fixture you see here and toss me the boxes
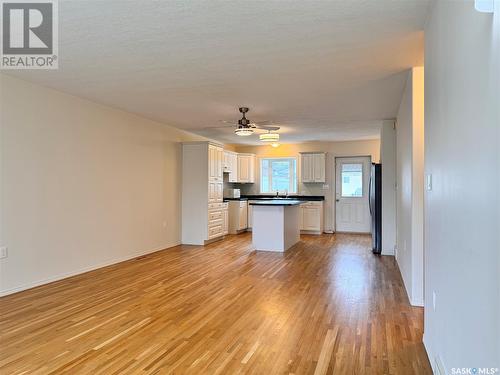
[235,127,253,136]
[259,132,280,142]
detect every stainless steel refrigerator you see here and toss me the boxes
[370,163,382,254]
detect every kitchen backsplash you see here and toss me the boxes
[231,180,326,197]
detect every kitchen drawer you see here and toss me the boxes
[303,201,323,206]
[208,202,224,210]
[301,201,323,209]
[209,218,223,227]
[208,210,223,221]
[208,224,223,239]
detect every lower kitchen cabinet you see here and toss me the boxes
[300,201,324,234]
[228,200,248,234]
[223,203,229,235]
[208,202,226,240]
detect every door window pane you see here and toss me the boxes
[341,163,363,197]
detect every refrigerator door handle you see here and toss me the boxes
[368,174,373,216]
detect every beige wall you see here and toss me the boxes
[380,121,397,256]
[424,1,499,371]
[0,74,206,295]
[233,139,380,232]
[395,67,424,307]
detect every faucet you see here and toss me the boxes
[275,190,279,198]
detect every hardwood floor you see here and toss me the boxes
[0,233,431,374]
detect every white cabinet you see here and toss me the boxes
[209,144,223,182]
[239,201,248,229]
[229,153,238,182]
[301,152,326,183]
[208,202,225,239]
[237,154,255,183]
[223,203,229,235]
[300,201,324,234]
[223,151,230,172]
[224,151,238,183]
[228,200,248,233]
[182,142,225,245]
[247,203,253,229]
[208,181,223,203]
[313,153,325,182]
[302,205,321,230]
[302,154,312,182]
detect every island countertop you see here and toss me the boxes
[249,200,304,206]
[242,195,324,201]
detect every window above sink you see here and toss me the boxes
[259,157,298,194]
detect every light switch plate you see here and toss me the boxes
[322,184,329,190]
[426,174,432,191]
[0,247,7,259]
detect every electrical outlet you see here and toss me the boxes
[322,184,329,190]
[0,246,8,259]
[433,291,437,311]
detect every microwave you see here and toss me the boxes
[224,189,240,199]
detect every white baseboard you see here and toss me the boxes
[395,259,424,307]
[423,335,434,374]
[0,241,180,297]
[410,297,424,307]
[423,334,444,375]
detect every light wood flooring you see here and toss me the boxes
[0,233,431,374]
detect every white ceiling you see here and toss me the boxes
[7,0,430,145]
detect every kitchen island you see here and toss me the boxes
[250,200,303,252]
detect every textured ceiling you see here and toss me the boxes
[7,0,430,144]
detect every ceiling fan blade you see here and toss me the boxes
[254,125,280,131]
[203,124,237,129]
[253,120,275,125]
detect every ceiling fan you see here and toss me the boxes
[212,107,280,137]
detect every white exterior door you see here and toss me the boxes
[335,156,371,233]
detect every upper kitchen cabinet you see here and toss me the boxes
[223,151,238,183]
[209,144,224,182]
[237,153,255,183]
[300,152,326,183]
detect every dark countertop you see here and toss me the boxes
[249,200,304,206]
[223,198,248,202]
[242,195,325,201]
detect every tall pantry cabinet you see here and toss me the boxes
[182,142,225,245]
